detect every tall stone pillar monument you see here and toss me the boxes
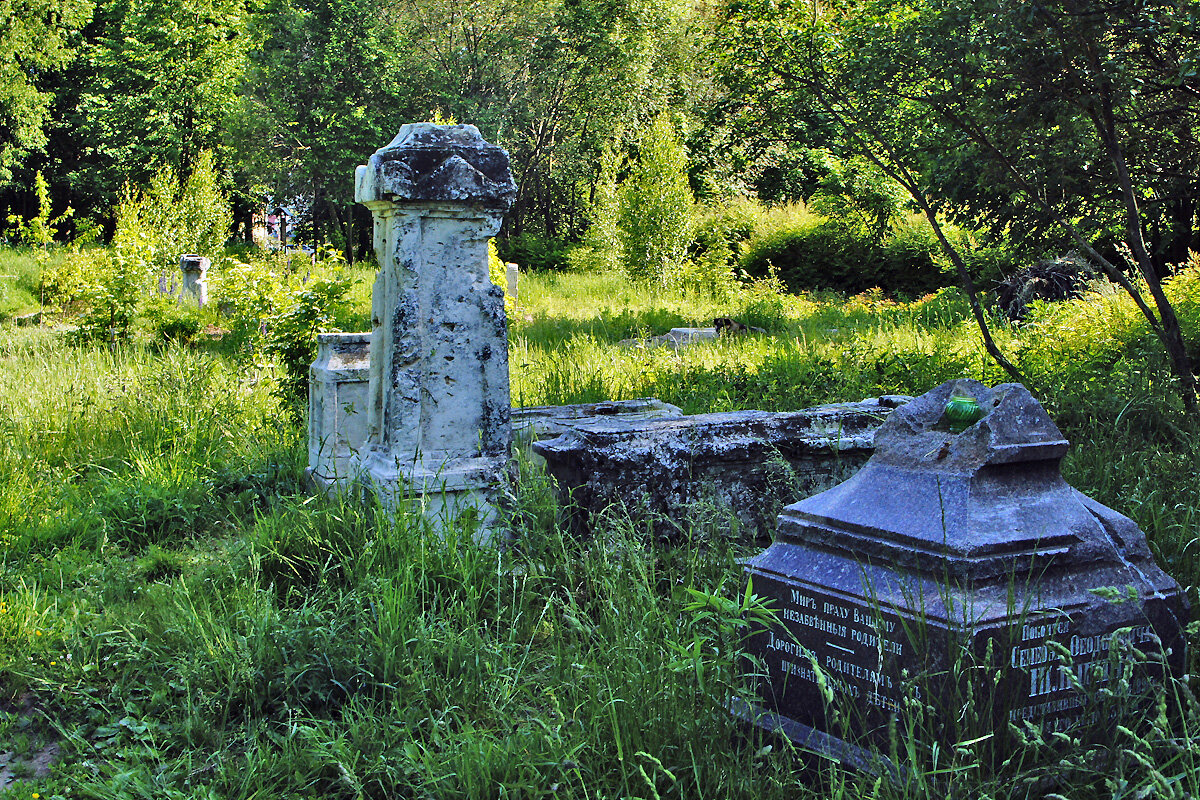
[353,123,517,534]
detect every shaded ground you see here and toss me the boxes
[0,694,61,789]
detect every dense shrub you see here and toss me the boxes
[265,270,352,404]
[496,232,572,271]
[617,113,695,285]
[739,212,951,297]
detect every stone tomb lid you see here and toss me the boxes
[774,379,1158,581]
[532,396,908,464]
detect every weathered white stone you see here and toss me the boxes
[512,398,684,445]
[505,262,519,304]
[307,333,371,490]
[352,123,517,537]
[619,327,720,349]
[179,255,210,307]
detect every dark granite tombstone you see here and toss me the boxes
[738,379,1187,764]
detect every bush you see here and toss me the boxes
[739,212,950,297]
[141,295,204,344]
[37,246,101,310]
[496,232,572,272]
[617,113,696,285]
[265,269,353,405]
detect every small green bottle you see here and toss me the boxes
[943,391,984,433]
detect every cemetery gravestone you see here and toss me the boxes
[352,123,516,535]
[535,397,907,541]
[505,262,518,305]
[739,379,1187,762]
[179,255,210,307]
[307,332,372,490]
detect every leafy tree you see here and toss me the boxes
[617,112,695,284]
[72,0,249,209]
[0,0,92,185]
[502,0,693,239]
[237,0,421,253]
[721,0,1200,409]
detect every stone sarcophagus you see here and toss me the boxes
[738,379,1187,764]
[353,123,517,535]
[534,397,909,541]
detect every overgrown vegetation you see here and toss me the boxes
[1,248,1198,798]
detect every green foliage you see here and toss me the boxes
[36,247,100,310]
[141,294,204,344]
[5,171,72,247]
[568,149,624,273]
[0,0,92,184]
[807,152,907,237]
[74,0,249,204]
[738,210,949,297]
[497,232,573,272]
[208,252,288,342]
[75,234,150,342]
[265,266,352,404]
[617,113,696,285]
[487,239,516,314]
[690,195,761,273]
[113,151,231,273]
[38,156,233,342]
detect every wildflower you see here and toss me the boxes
[35,630,42,636]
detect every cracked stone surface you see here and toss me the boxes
[534,396,909,541]
[351,124,515,536]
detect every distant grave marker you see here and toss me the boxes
[179,255,210,307]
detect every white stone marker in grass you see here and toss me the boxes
[308,332,372,490]
[352,123,517,537]
[179,255,210,307]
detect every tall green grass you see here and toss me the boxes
[1,251,1198,798]
[0,247,54,318]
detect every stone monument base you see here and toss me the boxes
[740,380,1188,764]
[356,453,510,541]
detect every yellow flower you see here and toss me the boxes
[33,793,40,799]
[35,630,42,636]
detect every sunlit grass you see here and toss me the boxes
[0,252,1197,798]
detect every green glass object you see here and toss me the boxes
[943,392,984,433]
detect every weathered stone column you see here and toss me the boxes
[179,255,210,307]
[353,123,517,534]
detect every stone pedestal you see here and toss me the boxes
[353,124,517,536]
[180,255,210,307]
[307,333,372,490]
[740,380,1187,763]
